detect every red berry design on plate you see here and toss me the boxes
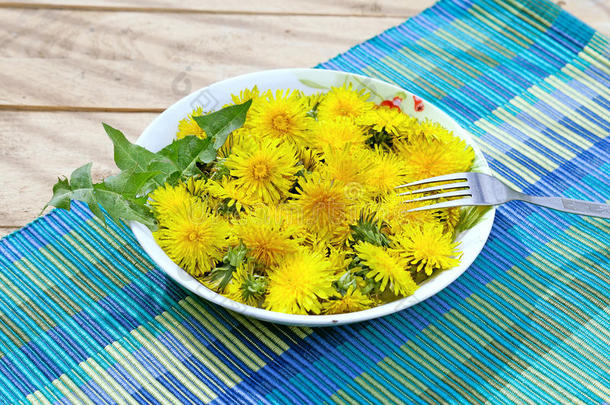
[392,96,403,109]
[380,96,402,111]
[413,95,424,112]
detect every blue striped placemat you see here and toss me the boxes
[1,0,609,403]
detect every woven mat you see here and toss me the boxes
[2,0,609,403]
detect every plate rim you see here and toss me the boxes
[130,67,496,327]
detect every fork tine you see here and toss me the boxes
[397,182,469,197]
[395,173,470,189]
[405,197,476,212]
[401,190,471,204]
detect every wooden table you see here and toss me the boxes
[1,0,608,237]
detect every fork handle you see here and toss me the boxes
[517,195,610,219]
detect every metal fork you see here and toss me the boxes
[396,172,610,219]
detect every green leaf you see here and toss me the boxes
[103,169,160,198]
[94,188,158,229]
[359,277,380,296]
[454,205,492,234]
[44,163,158,229]
[103,123,159,172]
[67,163,105,220]
[198,142,219,163]
[156,135,216,183]
[241,274,267,303]
[103,123,176,186]
[225,242,248,267]
[336,271,357,294]
[349,212,390,247]
[210,242,250,292]
[70,162,94,189]
[45,102,253,229]
[210,265,234,292]
[103,101,252,187]
[45,177,72,211]
[193,99,252,149]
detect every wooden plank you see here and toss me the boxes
[0,58,236,110]
[560,0,610,35]
[0,111,157,227]
[1,3,608,110]
[0,227,19,238]
[1,0,607,28]
[0,9,404,109]
[0,1,433,17]
[2,0,609,232]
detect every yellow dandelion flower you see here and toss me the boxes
[149,183,193,220]
[197,275,226,293]
[365,147,408,196]
[395,135,475,182]
[184,177,208,200]
[357,106,416,138]
[320,146,371,188]
[327,247,353,275]
[291,172,356,236]
[301,223,351,252]
[346,210,390,248]
[224,262,267,307]
[317,83,374,121]
[305,92,325,111]
[354,242,418,297]
[265,249,336,314]
[235,205,303,268]
[154,199,230,276]
[160,83,478,315]
[311,117,367,150]
[392,223,461,276]
[225,137,299,204]
[414,119,455,142]
[300,231,329,252]
[327,222,355,248]
[248,89,312,148]
[206,177,254,212]
[229,86,266,106]
[218,127,250,158]
[375,192,439,235]
[226,87,269,136]
[177,106,207,139]
[437,207,461,234]
[299,147,323,172]
[323,286,376,314]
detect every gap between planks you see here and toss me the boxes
[0,110,159,229]
[0,2,418,18]
[0,105,165,113]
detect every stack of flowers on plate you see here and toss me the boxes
[149,84,478,315]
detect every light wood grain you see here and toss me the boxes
[1,0,609,232]
[1,4,608,110]
[0,111,157,227]
[3,0,607,27]
[0,228,20,238]
[0,10,404,109]
[560,0,610,35]
[0,0,432,17]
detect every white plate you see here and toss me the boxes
[130,68,495,327]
